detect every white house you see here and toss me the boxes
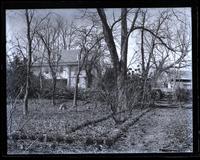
[32,49,87,89]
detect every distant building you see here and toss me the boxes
[156,69,192,92]
[170,70,192,90]
[32,49,86,89]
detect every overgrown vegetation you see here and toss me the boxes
[6,8,192,153]
[175,88,192,102]
[7,56,41,99]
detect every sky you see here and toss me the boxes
[6,8,192,71]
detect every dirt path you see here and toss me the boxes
[111,107,193,153]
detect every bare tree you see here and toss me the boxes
[96,8,183,123]
[72,22,104,107]
[74,9,106,89]
[7,10,49,115]
[33,37,46,91]
[56,17,76,50]
[72,49,82,107]
[84,39,105,88]
[96,8,146,123]
[137,9,171,103]
[131,9,191,105]
[36,15,62,105]
[23,10,35,115]
[149,16,191,88]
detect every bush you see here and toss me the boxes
[55,88,74,100]
[6,56,27,99]
[78,88,103,102]
[125,75,154,109]
[6,56,40,99]
[40,87,53,99]
[175,88,192,102]
[39,87,74,100]
[151,89,163,101]
[29,74,41,98]
[81,67,117,103]
[99,67,116,90]
[82,68,154,110]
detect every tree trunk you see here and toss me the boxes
[49,68,57,106]
[46,49,57,106]
[141,25,146,107]
[120,8,128,79]
[39,51,45,91]
[23,10,32,115]
[97,8,120,78]
[24,58,31,115]
[39,64,43,99]
[52,77,57,105]
[97,8,129,124]
[86,69,93,88]
[73,52,81,108]
[141,72,148,107]
[113,8,129,123]
[23,80,29,115]
[115,73,128,123]
[141,29,145,76]
[73,72,79,108]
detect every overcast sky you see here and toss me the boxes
[6,8,192,70]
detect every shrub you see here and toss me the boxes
[151,89,163,101]
[40,87,52,99]
[99,67,116,90]
[175,88,192,102]
[6,56,27,99]
[83,68,153,111]
[29,74,41,98]
[39,87,74,100]
[78,88,102,102]
[65,136,74,144]
[81,67,117,103]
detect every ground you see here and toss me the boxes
[7,99,192,154]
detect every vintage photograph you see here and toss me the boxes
[6,8,192,154]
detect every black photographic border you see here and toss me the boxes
[1,0,199,159]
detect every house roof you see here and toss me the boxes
[59,49,79,64]
[32,49,80,67]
